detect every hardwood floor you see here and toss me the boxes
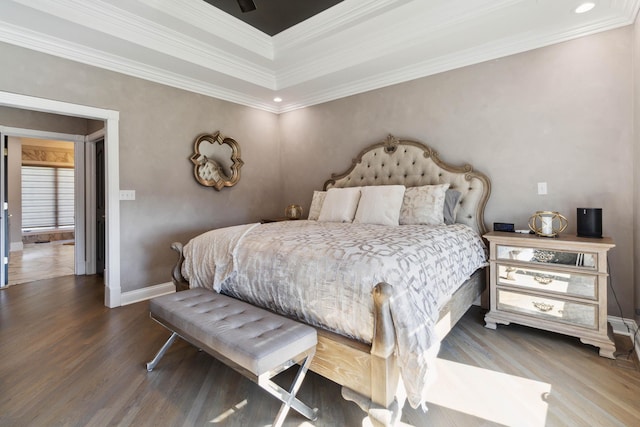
[1,275,638,426]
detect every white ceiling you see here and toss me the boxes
[0,0,638,113]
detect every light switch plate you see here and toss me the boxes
[537,182,547,195]
[120,190,136,200]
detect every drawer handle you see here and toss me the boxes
[533,275,553,285]
[532,301,554,312]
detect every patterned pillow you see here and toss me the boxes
[399,184,451,225]
[308,191,326,220]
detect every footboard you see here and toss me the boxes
[309,282,398,407]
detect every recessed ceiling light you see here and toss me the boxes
[575,2,595,13]
[273,97,283,103]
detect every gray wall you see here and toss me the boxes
[280,27,635,318]
[0,106,92,134]
[0,42,282,292]
[0,25,637,318]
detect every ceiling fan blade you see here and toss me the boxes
[237,0,256,13]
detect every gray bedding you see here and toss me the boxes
[181,220,487,407]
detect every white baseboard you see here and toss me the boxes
[104,284,121,308]
[10,242,23,252]
[608,315,640,363]
[120,282,175,306]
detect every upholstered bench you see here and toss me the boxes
[146,288,318,427]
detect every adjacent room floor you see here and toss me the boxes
[1,275,638,426]
[7,241,74,285]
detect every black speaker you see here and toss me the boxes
[577,208,602,238]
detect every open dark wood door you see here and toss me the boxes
[95,138,105,276]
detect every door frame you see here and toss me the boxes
[0,91,121,307]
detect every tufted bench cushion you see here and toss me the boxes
[146,288,318,427]
[149,288,317,377]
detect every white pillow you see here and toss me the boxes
[354,185,406,226]
[307,191,326,220]
[399,183,451,225]
[318,187,361,222]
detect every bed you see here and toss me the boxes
[170,134,491,426]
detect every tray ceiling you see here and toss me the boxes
[0,0,638,113]
[201,0,344,36]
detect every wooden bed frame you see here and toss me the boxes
[171,134,491,426]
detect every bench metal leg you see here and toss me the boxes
[259,351,318,427]
[146,332,178,372]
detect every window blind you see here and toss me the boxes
[22,166,74,230]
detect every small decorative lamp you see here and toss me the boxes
[528,211,568,237]
[284,204,303,220]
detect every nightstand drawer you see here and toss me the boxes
[496,264,597,299]
[496,245,597,271]
[497,289,597,329]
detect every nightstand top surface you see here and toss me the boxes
[483,231,614,249]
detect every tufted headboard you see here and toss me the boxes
[323,135,491,235]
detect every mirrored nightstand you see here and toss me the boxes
[484,231,616,358]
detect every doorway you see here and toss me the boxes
[7,136,78,285]
[0,91,122,307]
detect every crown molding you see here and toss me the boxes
[2,0,640,114]
[137,0,274,60]
[0,22,280,114]
[12,0,276,88]
[277,8,639,113]
[274,0,525,89]
[273,0,410,52]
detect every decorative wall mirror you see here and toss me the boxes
[190,131,243,190]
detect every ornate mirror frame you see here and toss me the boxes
[190,131,244,190]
